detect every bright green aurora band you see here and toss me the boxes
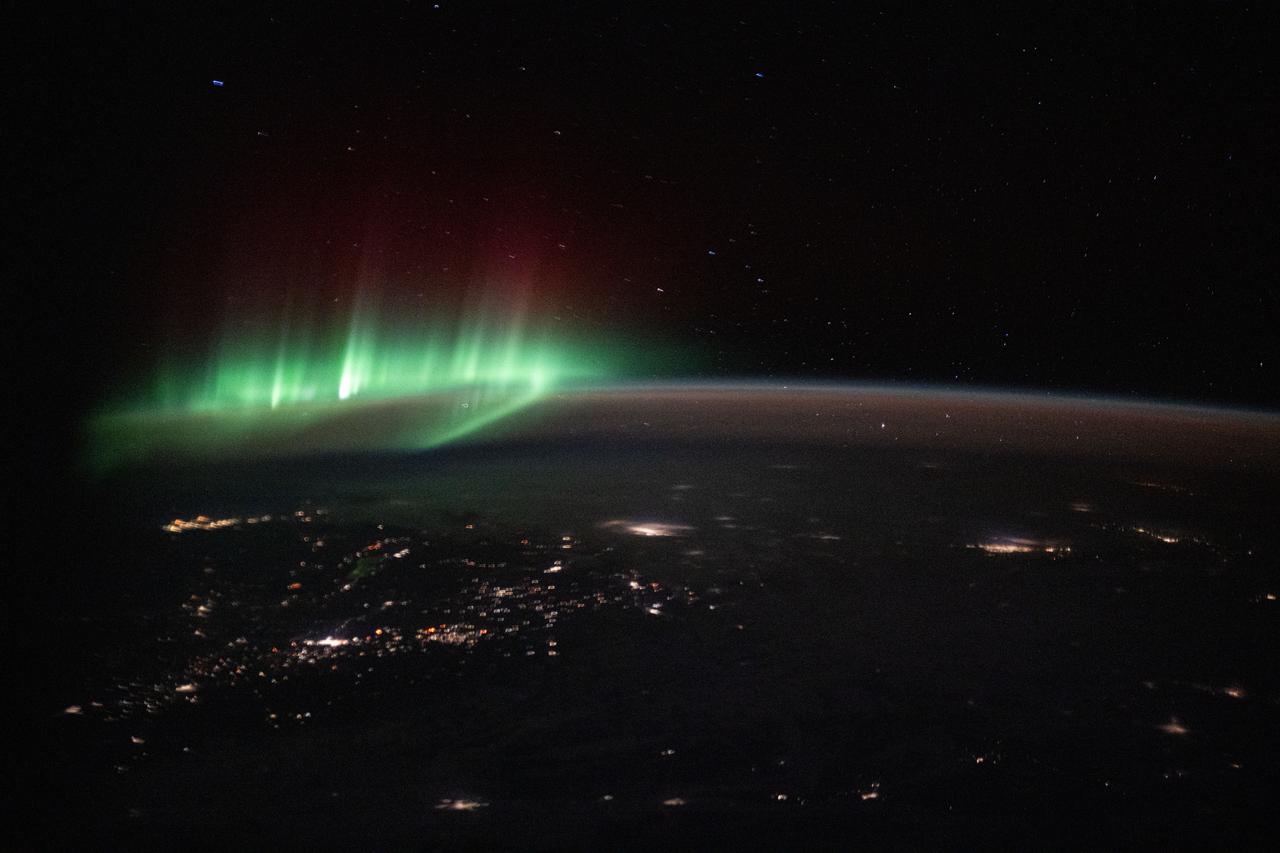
[90,297,637,470]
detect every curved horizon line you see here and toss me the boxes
[547,377,1280,420]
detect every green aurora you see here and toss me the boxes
[89,297,651,470]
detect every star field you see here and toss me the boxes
[30,4,1278,408]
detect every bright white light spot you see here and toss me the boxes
[972,537,1069,555]
[601,519,694,537]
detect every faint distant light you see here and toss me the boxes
[435,798,488,811]
[755,72,765,78]
[1158,717,1189,736]
[662,797,687,807]
[211,79,224,87]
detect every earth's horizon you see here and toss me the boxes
[88,380,1280,474]
[47,382,1280,849]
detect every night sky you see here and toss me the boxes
[27,3,1280,412]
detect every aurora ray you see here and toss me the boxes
[88,295,639,470]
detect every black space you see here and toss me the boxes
[20,2,1280,415]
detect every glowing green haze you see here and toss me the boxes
[89,296,637,469]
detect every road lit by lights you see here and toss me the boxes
[1132,526,1181,544]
